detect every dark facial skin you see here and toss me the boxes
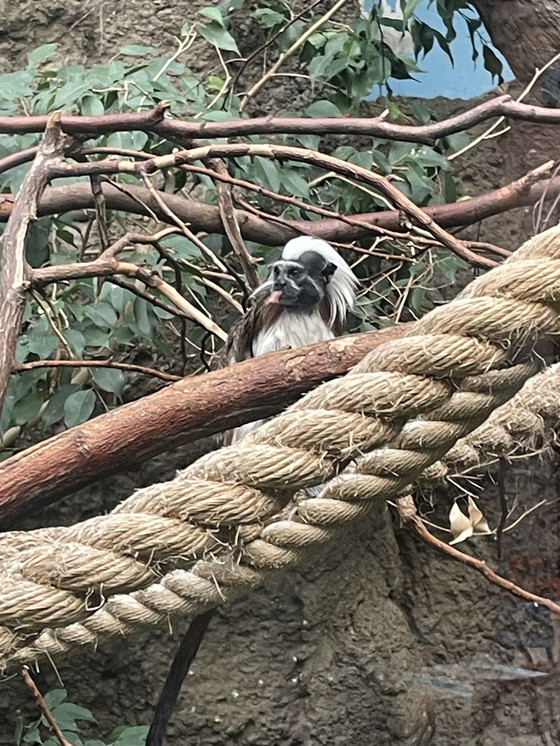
[270,251,336,309]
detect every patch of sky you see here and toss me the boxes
[368,0,514,100]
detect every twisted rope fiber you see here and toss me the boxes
[2,226,560,669]
[6,357,560,669]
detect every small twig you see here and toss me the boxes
[120,142,498,270]
[31,225,228,341]
[30,290,75,359]
[240,0,351,111]
[21,666,73,746]
[137,170,231,275]
[14,358,181,382]
[397,495,560,616]
[495,457,508,560]
[106,276,189,319]
[182,161,430,252]
[230,0,325,91]
[212,159,260,289]
[450,51,560,161]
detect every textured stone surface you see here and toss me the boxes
[1,2,560,743]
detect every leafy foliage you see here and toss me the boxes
[0,0,487,453]
[13,688,148,746]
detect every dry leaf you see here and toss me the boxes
[449,497,492,545]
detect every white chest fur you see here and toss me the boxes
[252,309,334,357]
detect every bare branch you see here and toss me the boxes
[30,228,228,341]
[0,112,65,412]
[397,495,560,616]
[0,325,405,524]
[131,143,499,269]
[21,667,74,746]
[2,96,560,146]
[213,159,261,289]
[14,358,181,382]
[1,166,557,248]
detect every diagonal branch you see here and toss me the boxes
[0,112,65,412]
[128,143,499,269]
[0,326,405,525]
[397,495,560,616]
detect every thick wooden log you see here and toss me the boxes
[0,325,405,524]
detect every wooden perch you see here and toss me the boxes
[2,95,560,145]
[0,171,556,248]
[0,325,406,525]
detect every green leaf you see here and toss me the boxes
[52,701,97,723]
[14,715,25,745]
[27,43,59,68]
[80,95,105,116]
[43,689,68,709]
[254,156,281,192]
[132,298,155,337]
[25,218,51,268]
[82,326,111,348]
[83,303,118,329]
[120,44,155,56]
[27,331,59,359]
[199,22,240,53]
[304,100,341,118]
[0,71,34,101]
[482,44,504,83]
[11,391,44,425]
[253,8,287,28]
[199,7,225,26]
[91,367,125,396]
[108,725,150,746]
[63,389,96,428]
[280,170,309,199]
[161,235,200,261]
[402,0,423,23]
[22,725,41,743]
[65,330,86,357]
[42,385,81,427]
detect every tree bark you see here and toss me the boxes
[0,325,405,525]
[0,174,557,247]
[474,0,560,85]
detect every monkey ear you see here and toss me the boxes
[322,261,337,282]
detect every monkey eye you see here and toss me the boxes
[273,266,280,276]
[288,267,301,278]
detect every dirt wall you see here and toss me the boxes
[1,2,560,745]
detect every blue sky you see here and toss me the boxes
[372,0,514,99]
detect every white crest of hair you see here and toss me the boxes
[281,236,358,326]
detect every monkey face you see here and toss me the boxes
[268,251,336,309]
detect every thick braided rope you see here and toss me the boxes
[6,357,560,669]
[2,225,560,668]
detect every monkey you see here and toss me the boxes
[225,235,358,442]
[147,238,357,744]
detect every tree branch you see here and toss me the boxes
[0,325,405,525]
[397,495,560,616]
[14,358,181,382]
[21,667,73,746]
[30,229,228,342]
[0,112,65,412]
[125,143,503,269]
[2,96,560,145]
